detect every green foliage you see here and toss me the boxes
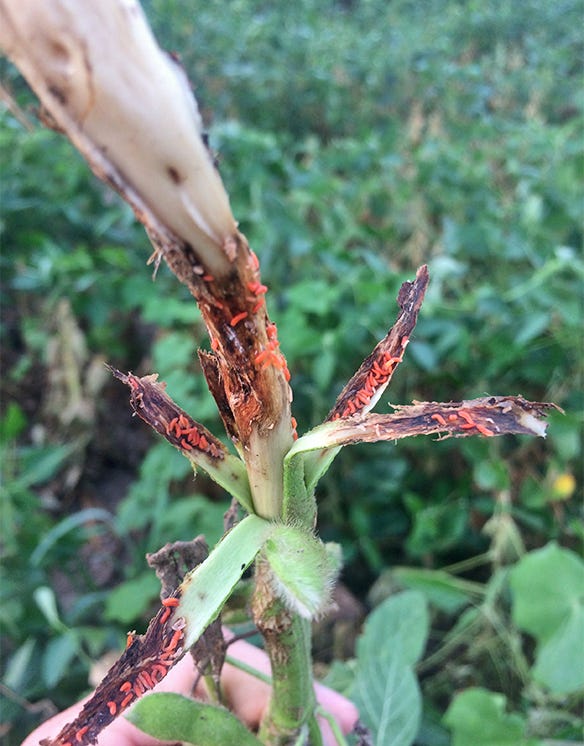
[510,542,584,694]
[387,541,584,744]
[2,0,582,743]
[327,591,429,745]
[443,688,541,746]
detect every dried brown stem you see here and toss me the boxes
[41,591,187,746]
[318,397,559,449]
[108,368,226,460]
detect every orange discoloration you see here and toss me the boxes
[247,281,268,295]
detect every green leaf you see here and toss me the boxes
[0,402,26,442]
[16,443,74,490]
[41,631,78,688]
[157,495,225,547]
[30,508,113,566]
[33,586,66,631]
[126,692,261,745]
[443,688,539,746]
[532,609,584,693]
[406,501,468,557]
[352,591,429,745]
[392,567,481,613]
[285,279,340,316]
[104,572,160,624]
[509,542,584,693]
[356,591,429,666]
[510,542,584,639]
[3,638,36,690]
[473,459,510,491]
[322,659,357,698]
[353,656,421,746]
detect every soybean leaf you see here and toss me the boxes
[392,568,481,614]
[509,542,584,693]
[443,688,540,746]
[356,590,429,666]
[353,656,421,746]
[41,631,79,688]
[352,591,428,745]
[104,572,161,624]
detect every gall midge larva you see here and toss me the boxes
[230,311,248,327]
[120,692,134,708]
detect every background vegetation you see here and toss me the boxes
[1,0,582,743]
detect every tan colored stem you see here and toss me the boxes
[0,0,236,276]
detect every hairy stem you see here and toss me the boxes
[252,558,320,746]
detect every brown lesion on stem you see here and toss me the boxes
[147,539,226,696]
[252,559,314,744]
[327,264,429,421]
[40,588,187,746]
[143,225,294,474]
[198,349,240,446]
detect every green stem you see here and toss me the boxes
[282,444,316,528]
[315,705,349,746]
[203,672,221,705]
[252,558,320,746]
[224,654,272,686]
[440,551,493,575]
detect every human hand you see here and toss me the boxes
[23,635,358,746]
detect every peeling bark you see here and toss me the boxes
[109,367,226,460]
[40,590,187,746]
[298,397,559,454]
[327,265,429,421]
